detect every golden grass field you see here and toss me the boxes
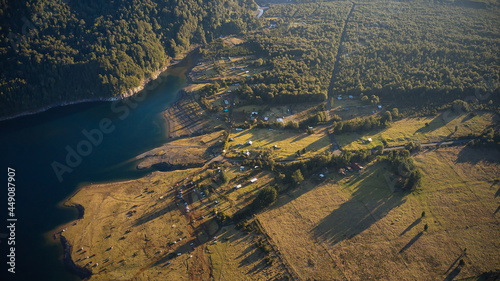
[257,146,500,280]
[227,127,332,161]
[337,112,496,150]
[62,168,286,280]
[135,131,225,169]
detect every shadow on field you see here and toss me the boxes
[398,231,423,253]
[455,146,500,165]
[444,253,464,275]
[400,217,422,236]
[415,113,458,134]
[443,265,462,281]
[133,203,175,227]
[311,164,406,245]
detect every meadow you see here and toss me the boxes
[227,126,332,161]
[336,112,496,150]
[257,146,500,280]
[62,168,286,280]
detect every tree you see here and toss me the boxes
[220,170,228,184]
[382,111,392,123]
[252,186,277,209]
[292,169,304,185]
[392,108,399,118]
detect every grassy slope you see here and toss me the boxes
[336,112,496,150]
[63,168,286,280]
[228,127,331,161]
[257,146,499,280]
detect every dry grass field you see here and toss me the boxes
[135,131,225,169]
[62,168,286,280]
[337,112,496,150]
[227,127,332,161]
[257,146,500,280]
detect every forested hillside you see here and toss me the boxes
[331,0,500,109]
[0,0,259,117]
[237,0,499,111]
[240,2,352,104]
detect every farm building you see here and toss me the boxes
[351,163,363,171]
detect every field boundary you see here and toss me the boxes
[254,218,302,280]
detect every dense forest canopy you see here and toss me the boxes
[0,0,259,117]
[1,0,499,117]
[241,0,499,110]
[240,2,352,104]
[332,0,500,108]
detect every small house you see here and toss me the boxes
[235,184,242,189]
[247,140,253,145]
[250,178,257,183]
[351,163,363,171]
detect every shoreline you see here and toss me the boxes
[53,47,200,280]
[0,47,198,123]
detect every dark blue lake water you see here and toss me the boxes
[0,60,189,280]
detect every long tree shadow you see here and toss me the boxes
[415,113,460,134]
[400,217,422,236]
[398,231,423,254]
[311,164,407,246]
[133,203,175,227]
[444,254,464,275]
[494,205,500,216]
[443,265,462,281]
[455,146,500,165]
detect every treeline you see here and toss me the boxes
[331,0,500,111]
[467,127,500,148]
[332,110,395,134]
[0,0,259,117]
[236,2,352,104]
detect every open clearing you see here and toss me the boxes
[62,168,285,280]
[136,131,225,169]
[336,112,496,150]
[227,127,332,161]
[257,146,500,280]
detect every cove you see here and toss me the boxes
[0,55,193,281]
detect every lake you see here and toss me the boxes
[0,56,192,281]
